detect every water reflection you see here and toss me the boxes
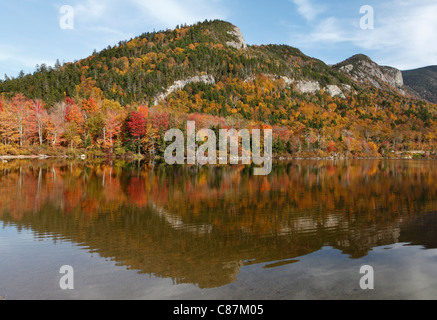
[1,159,437,289]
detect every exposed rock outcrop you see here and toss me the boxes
[280,76,295,86]
[153,75,216,106]
[325,85,346,99]
[295,81,348,99]
[244,75,347,99]
[154,72,350,106]
[295,80,321,94]
[381,66,404,88]
[226,26,247,50]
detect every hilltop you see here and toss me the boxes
[333,54,404,94]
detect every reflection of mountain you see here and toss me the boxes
[1,160,437,288]
[400,212,437,249]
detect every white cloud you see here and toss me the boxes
[0,44,53,69]
[72,0,110,21]
[290,0,322,21]
[0,46,55,78]
[0,44,16,62]
[377,2,437,69]
[288,0,437,69]
[69,0,227,31]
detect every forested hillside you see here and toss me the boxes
[403,66,437,104]
[1,20,436,159]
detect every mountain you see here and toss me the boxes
[1,21,428,107]
[402,66,437,104]
[0,20,355,106]
[0,20,437,159]
[334,54,437,105]
[333,54,405,94]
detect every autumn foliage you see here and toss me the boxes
[1,20,437,158]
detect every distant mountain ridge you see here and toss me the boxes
[333,54,437,105]
[402,66,437,104]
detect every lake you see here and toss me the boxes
[1,159,437,300]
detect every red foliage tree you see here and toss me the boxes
[128,111,147,138]
[65,97,75,106]
[150,111,170,132]
[128,111,147,154]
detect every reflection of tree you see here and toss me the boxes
[1,159,437,288]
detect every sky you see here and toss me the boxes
[1,0,437,80]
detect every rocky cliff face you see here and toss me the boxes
[334,54,404,93]
[153,75,216,106]
[226,26,247,50]
[381,66,404,88]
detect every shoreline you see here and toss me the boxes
[1,154,435,162]
[0,155,58,160]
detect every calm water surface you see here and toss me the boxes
[1,159,437,300]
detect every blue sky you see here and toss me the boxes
[1,0,437,80]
